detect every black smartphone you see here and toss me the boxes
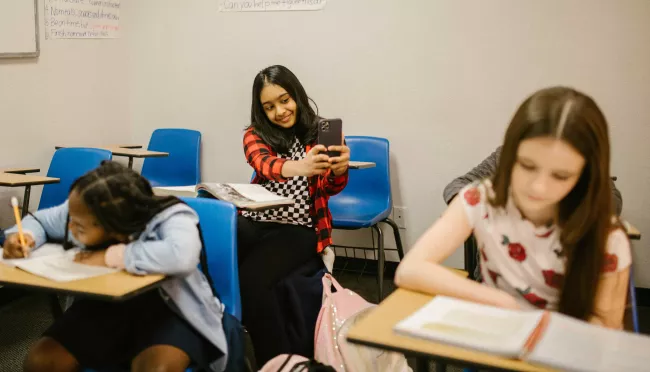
[317,118,343,157]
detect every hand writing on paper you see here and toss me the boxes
[74,250,108,267]
[3,233,35,259]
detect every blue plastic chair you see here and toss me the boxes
[82,198,240,372]
[39,148,112,210]
[328,136,404,301]
[182,197,242,321]
[141,128,201,187]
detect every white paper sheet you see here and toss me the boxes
[1,244,118,282]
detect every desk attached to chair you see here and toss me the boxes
[346,287,554,372]
[0,265,166,302]
[54,145,168,169]
[0,171,60,217]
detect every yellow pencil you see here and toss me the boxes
[11,197,28,258]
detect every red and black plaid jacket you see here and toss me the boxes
[243,127,349,253]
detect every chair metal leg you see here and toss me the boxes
[383,218,405,260]
[373,224,385,302]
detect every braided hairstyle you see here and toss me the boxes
[69,161,182,240]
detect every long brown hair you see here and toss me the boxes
[491,87,614,320]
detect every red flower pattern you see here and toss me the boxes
[480,248,488,261]
[464,187,481,206]
[508,242,527,262]
[502,235,527,262]
[535,229,554,238]
[603,253,618,273]
[542,270,564,289]
[517,287,548,309]
[487,269,499,284]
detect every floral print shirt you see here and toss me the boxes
[460,180,631,310]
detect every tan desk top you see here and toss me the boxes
[0,173,59,187]
[55,145,168,159]
[1,167,40,174]
[346,288,554,372]
[55,144,143,150]
[107,148,169,158]
[348,161,376,169]
[624,220,641,240]
[0,264,166,301]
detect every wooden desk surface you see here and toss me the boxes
[346,287,554,372]
[623,220,641,240]
[55,144,143,150]
[349,161,376,169]
[107,148,169,158]
[0,173,60,187]
[1,167,40,174]
[0,264,166,301]
[54,145,168,159]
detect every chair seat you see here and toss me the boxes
[329,195,391,229]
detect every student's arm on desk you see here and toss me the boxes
[5,201,69,248]
[590,229,632,329]
[590,268,630,329]
[395,198,519,309]
[122,211,201,276]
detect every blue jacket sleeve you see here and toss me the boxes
[123,210,201,276]
[5,202,69,249]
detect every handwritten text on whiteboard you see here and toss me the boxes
[44,0,120,39]
[219,0,326,12]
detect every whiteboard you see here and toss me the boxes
[0,0,40,58]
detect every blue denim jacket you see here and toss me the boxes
[6,202,228,371]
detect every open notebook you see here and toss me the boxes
[153,183,294,211]
[0,243,118,282]
[394,296,650,372]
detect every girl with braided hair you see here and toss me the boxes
[3,161,228,372]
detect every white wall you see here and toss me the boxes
[0,1,130,227]
[126,1,650,286]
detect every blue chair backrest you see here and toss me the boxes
[330,136,392,209]
[142,128,201,187]
[181,197,242,321]
[39,148,112,210]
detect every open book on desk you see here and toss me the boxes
[394,296,650,372]
[0,243,118,282]
[153,183,294,211]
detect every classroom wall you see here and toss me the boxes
[0,2,131,227]
[123,1,650,285]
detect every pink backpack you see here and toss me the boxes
[259,354,336,371]
[314,273,411,372]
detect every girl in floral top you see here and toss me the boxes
[396,87,631,329]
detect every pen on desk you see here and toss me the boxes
[11,197,29,258]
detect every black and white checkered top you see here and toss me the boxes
[242,137,313,227]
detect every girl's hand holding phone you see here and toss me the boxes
[298,145,331,176]
[328,145,350,176]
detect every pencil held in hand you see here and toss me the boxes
[11,197,29,258]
